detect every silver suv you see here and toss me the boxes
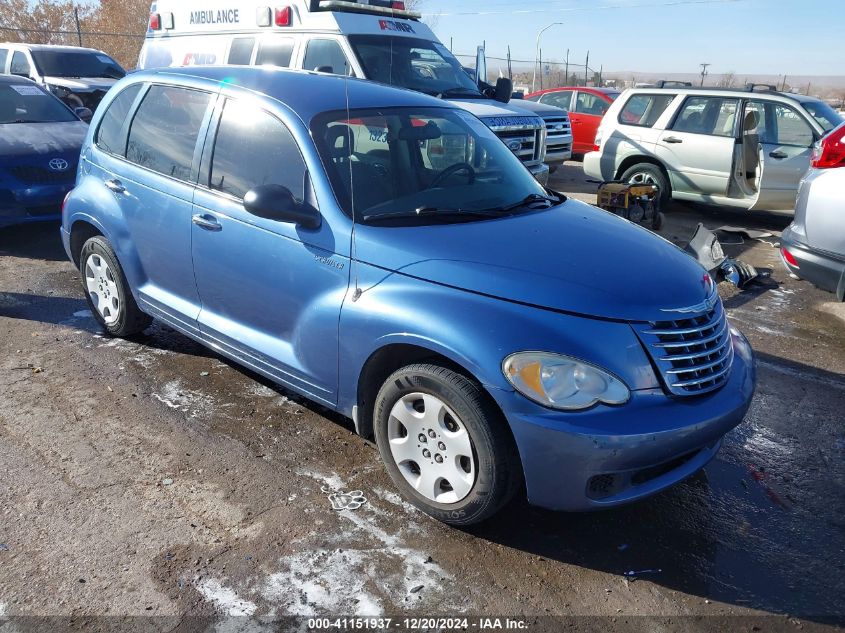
[584,83,843,212]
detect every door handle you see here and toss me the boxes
[192,214,222,232]
[104,179,126,194]
[769,150,788,159]
[663,136,683,144]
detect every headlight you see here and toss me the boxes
[503,352,630,411]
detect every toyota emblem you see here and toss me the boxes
[49,158,69,172]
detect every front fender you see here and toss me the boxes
[337,262,659,419]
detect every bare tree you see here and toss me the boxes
[85,0,150,69]
[717,71,737,88]
[0,0,94,46]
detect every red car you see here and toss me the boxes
[524,87,620,156]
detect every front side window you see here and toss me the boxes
[228,38,255,65]
[0,82,76,124]
[126,85,211,181]
[95,84,143,155]
[671,96,738,137]
[255,38,294,68]
[10,52,31,77]
[209,99,306,200]
[619,93,675,127]
[312,106,552,223]
[349,35,480,97]
[303,39,352,76]
[575,91,611,116]
[540,92,572,110]
[30,50,124,79]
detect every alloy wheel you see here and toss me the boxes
[84,253,121,325]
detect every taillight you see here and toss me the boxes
[592,130,602,152]
[149,13,161,30]
[275,6,292,25]
[811,122,845,169]
[62,190,73,216]
[781,247,799,268]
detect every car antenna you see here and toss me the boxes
[345,75,362,302]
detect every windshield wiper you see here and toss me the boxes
[437,87,485,99]
[363,205,512,223]
[476,193,562,215]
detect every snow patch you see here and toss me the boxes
[196,578,257,617]
[0,601,6,616]
[152,380,215,418]
[297,469,346,491]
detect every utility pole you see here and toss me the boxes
[780,75,787,91]
[599,64,603,87]
[699,63,710,86]
[73,5,83,46]
[507,46,512,80]
[532,22,563,93]
[539,47,543,91]
[564,49,569,85]
[584,50,590,87]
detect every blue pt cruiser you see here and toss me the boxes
[62,67,755,525]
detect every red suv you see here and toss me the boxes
[525,87,620,156]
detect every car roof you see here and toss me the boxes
[527,86,620,98]
[0,43,107,54]
[128,66,454,120]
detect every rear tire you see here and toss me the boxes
[620,162,671,207]
[79,236,151,337]
[373,363,520,526]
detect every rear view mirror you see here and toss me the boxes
[243,184,321,229]
[398,121,442,141]
[74,107,93,123]
[494,77,513,104]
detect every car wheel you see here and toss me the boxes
[373,364,519,525]
[80,236,151,337]
[621,163,671,206]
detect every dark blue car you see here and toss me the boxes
[62,68,756,525]
[0,76,88,228]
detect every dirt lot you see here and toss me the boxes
[1,162,844,631]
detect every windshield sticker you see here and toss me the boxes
[96,55,113,64]
[378,19,414,33]
[10,85,45,96]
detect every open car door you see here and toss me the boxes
[745,100,815,211]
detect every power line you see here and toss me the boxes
[423,0,744,16]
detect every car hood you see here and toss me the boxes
[355,198,712,322]
[0,121,87,161]
[43,76,118,92]
[509,99,568,117]
[448,98,545,122]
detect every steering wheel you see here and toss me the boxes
[429,162,476,188]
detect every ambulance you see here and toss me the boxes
[138,0,551,183]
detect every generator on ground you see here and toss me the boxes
[596,181,665,231]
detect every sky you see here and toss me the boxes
[419,0,845,76]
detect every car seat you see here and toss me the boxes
[325,124,392,214]
[742,110,760,189]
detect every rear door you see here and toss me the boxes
[747,99,816,211]
[191,97,347,404]
[572,90,613,154]
[655,95,739,197]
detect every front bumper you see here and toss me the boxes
[0,183,71,228]
[782,225,845,300]
[499,328,755,511]
[582,150,608,181]
[528,162,550,186]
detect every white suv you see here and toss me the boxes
[583,83,843,212]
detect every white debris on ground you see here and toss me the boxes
[196,578,258,617]
[152,380,216,418]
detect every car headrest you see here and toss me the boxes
[326,124,354,159]
[743,110,759,132]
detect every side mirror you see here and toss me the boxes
[243,184,321,229]
[494,77,513,104]
[74,107,93,123]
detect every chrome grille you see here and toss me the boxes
[495,129,540,163]
[634,299,733,396]
[543,114,572,154]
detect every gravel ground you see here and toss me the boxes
[0,162,843,632]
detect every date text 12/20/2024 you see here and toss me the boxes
[308,618,528,630]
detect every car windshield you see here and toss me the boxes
[31,50,125,79]
[348,35,482,98]
[312,106,555,224]
[0,83,76,123]
[803,100,844,133]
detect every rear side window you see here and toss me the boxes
[228,38,255,65]
[303,39,352,76]
[95,84,142,155]
[255,38,294,68]
[619,93,675,127]
[126,85,211,181]
[209,99,306,200]
[671,96,739,137]
[575,91,610,116]
[10,52,31,76]
[540,92,572,110]
[0,49,8,71]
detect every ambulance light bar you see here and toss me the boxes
[315,0,421,20]
[256,6,293,26]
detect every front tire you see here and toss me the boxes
[373,364,519,525]
[79,236,151,337]
[620,162,671,207]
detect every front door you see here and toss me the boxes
[655,95,739,198]
[191,97,348,405]
[571,91,611,154]
[746,100,816,211]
